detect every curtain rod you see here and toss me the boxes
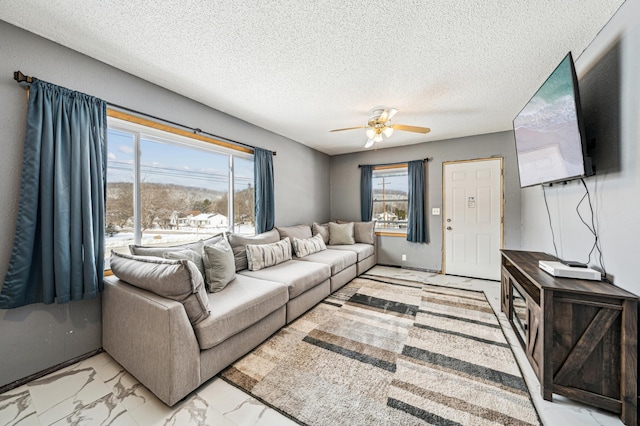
[358,158,430,168]
[13,71,276,156]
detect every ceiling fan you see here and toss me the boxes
[330,107,430,148]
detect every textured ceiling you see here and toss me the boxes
[0,1,625,155]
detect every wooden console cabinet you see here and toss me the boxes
[501,250,638,425]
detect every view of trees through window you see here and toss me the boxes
[372,166,408,231]
[105,126,254,261]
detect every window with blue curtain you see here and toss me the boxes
[372,166,409,231]
[104,124,255,261]
[0,80,107,308]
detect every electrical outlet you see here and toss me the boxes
[432,208,441,216]
[402,254,407,262]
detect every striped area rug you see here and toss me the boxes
[221,275,540,425]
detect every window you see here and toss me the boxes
[372,165,408,232]
[105,117,254,262]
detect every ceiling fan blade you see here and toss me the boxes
[379,108,398,123]
[390,124,431,134]
[364,138,375,148]
[329,126,366,132]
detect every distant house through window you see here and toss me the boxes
[105,117,254,263]
[372,165,408,232]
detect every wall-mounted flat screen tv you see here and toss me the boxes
[513,52,593,188]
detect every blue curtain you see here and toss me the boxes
[254,147,275,234]
[407,160,428,243]
[360,165,373,221]
[0,80,107,308]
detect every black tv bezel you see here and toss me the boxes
[513,52,593,188]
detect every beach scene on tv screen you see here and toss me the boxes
[514,55,585,187]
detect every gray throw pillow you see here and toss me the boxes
[354,221,376,244]
[246,238,292,271]
[292,234,327,258]
[110,252,210,326]
[312,222,330,244]
[162,241,206,278]
[328,222,355,245]
[276,224,312,241]
[202,238,236,292]
[228,229,280,271]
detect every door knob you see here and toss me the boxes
[447,226,452,230]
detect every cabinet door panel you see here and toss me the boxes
[527,301,542,379]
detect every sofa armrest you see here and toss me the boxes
[102,276,201,406]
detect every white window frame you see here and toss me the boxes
[372,165,409,234]
[107,116,254,246]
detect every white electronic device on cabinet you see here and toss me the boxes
[538,260,601,281]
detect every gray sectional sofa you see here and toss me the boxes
[102,221,376,406]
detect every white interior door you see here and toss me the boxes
[443,158,503,280]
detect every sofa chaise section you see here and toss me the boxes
[102,273,288,406]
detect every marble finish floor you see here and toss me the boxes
[0,265,624,425]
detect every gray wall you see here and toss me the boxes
[520,0,640,296]
[0,21,330,387]
[330,131,521,271]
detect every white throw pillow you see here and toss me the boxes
[246,238,292,271]
[292,234,327,258]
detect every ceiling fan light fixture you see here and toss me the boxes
[365,128,376,139]
[374,133,383,143]
[382,127,394,137]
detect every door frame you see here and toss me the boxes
[441,157,505,276]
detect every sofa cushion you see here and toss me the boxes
[228,229,280,271]
[354,221,376,244]
[276,224,312,243]
[202,238,236,292]
[329,222,355,245]
[327,243,375,262]
[295,248,357,275]
[110,252,210,325]
[239,259,330,299]
[129,233,223,257]
[193,275,288,350]
[312,222,330,244]
[163,243,206,278]
[292,234,326,258]
[246,238,292,271]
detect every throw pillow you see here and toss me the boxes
[246,238,292,271]
[276,224,312,250]
[328,222,355,245]
[292,234,327,258]
[354,221,376,244]
[110,252,210,326]
[202,238,236,292]
[162,241,206,278]
[312,222,330,244]
[276,224,312,241]
[228,229,280,271]
[129,233,223,257]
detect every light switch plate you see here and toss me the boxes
[432,208,441,215]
